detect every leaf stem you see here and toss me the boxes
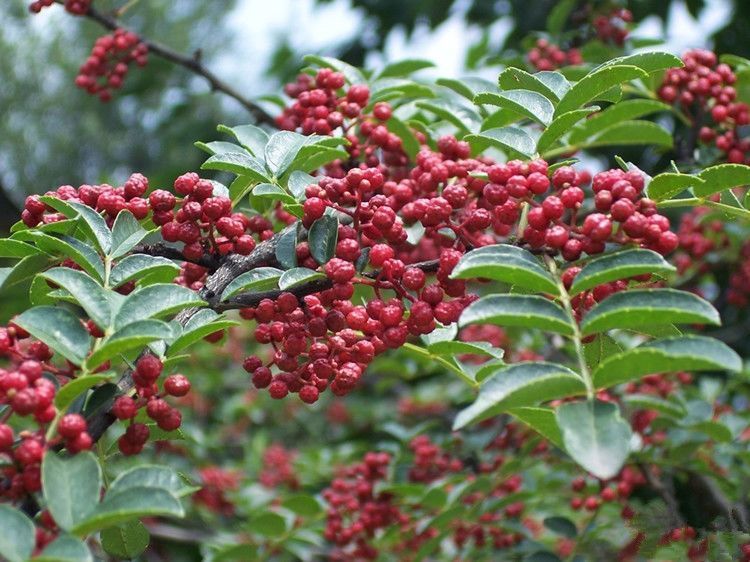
[402,342,479,388]
[657,197,750,220]
[545,256,595,400]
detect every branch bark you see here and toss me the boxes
[59,1,276,126]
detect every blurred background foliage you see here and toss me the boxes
[1,0,748,233]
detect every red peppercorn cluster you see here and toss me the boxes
[408,434,463,482]
[22,173,151,229]
[659,49,750,163]
[278,69,408,168]
[0,325,92,507]
[672,205,750,307]
[323,451,398,560]
[568,466,645,514]
[259,444,299,489]
[592,8,632,46]
[29,0,90,15]
[520,166,676,259]
[74,29,148,102]
[528,39,583,71]
[194,466,241,516]
[323,432,540,560]
[158,172,272,260]
[112,355,191,455]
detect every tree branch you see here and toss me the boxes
[61,1,276,126]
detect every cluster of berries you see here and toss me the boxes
[592,8,633,46]
[194,466,241,516]
[673,206,750,308]
[0,325,92,504]
[324,430,544,560]
[528,39,583,71]
[74,29,148,102]
[158,172,273,260]
[111,355,190,455]
[29,0,90,15]
[259,444,299,489]
[659,49,750,163]
[277,69,408,168]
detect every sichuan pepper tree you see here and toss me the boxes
[2,2,750,561]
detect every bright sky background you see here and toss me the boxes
[223,0,734,93]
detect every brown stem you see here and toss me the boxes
[57,1,276,126]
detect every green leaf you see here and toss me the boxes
[113,284,205,329]
[42,452,102,531]
[109,255,179,288]
[583,334,623,371]
[110,465,196,498]
[556,400,632,479]
[427,340,504,359]
[536,107,599,153]
[415,100,481,134]
[544,516,577,538]
[465,127,536,159]
[72,487,184,536]
[86,320,175,369]
[100,521,149,559]
[386,115,421,158]
[308,215,339,264]
[287,171,315,202]
[622,394,686,418]
[43,199,112,255]
[0,253,54,291]
[54,374,114,412]
[555,65,649,115]
[437,77,495,101]
[686,420,733,442]
[13,232,104,281]
[282,495,323,517]
[546,0,576,33]
[581,120,672,148]
[378,58,435,78]
[568,99,671,145]
[569,249,675,296]
[450,244,559,294]
[275,228,299,273]
[195,140,246,156]
[0,239,43,258]
[509,407,564,449]
[40,268,111,328]
[14,306,91,365]
[218,124,269,156]
[459,294,574,336]
[221,267,282,299]
[264,131,311,176]
[498,67,564,101]
[580,289,720,336]
[474,90,555,126]
[202,152,270,183]
[604,51,684,74]
[693,164,750,197]
[168,311,238,355]
[592,336,741,389]
[108,211,147,259]
[278,267,325,290]
[253,183,296,205]
[250,511,287,537]
[536,71,572,99]
[646,172,704,201]
[453,362,585,429]
[36,534,93,562]
[0,505,35,562]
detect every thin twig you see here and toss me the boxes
[57,1,276,125]
[637,462,684,528]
